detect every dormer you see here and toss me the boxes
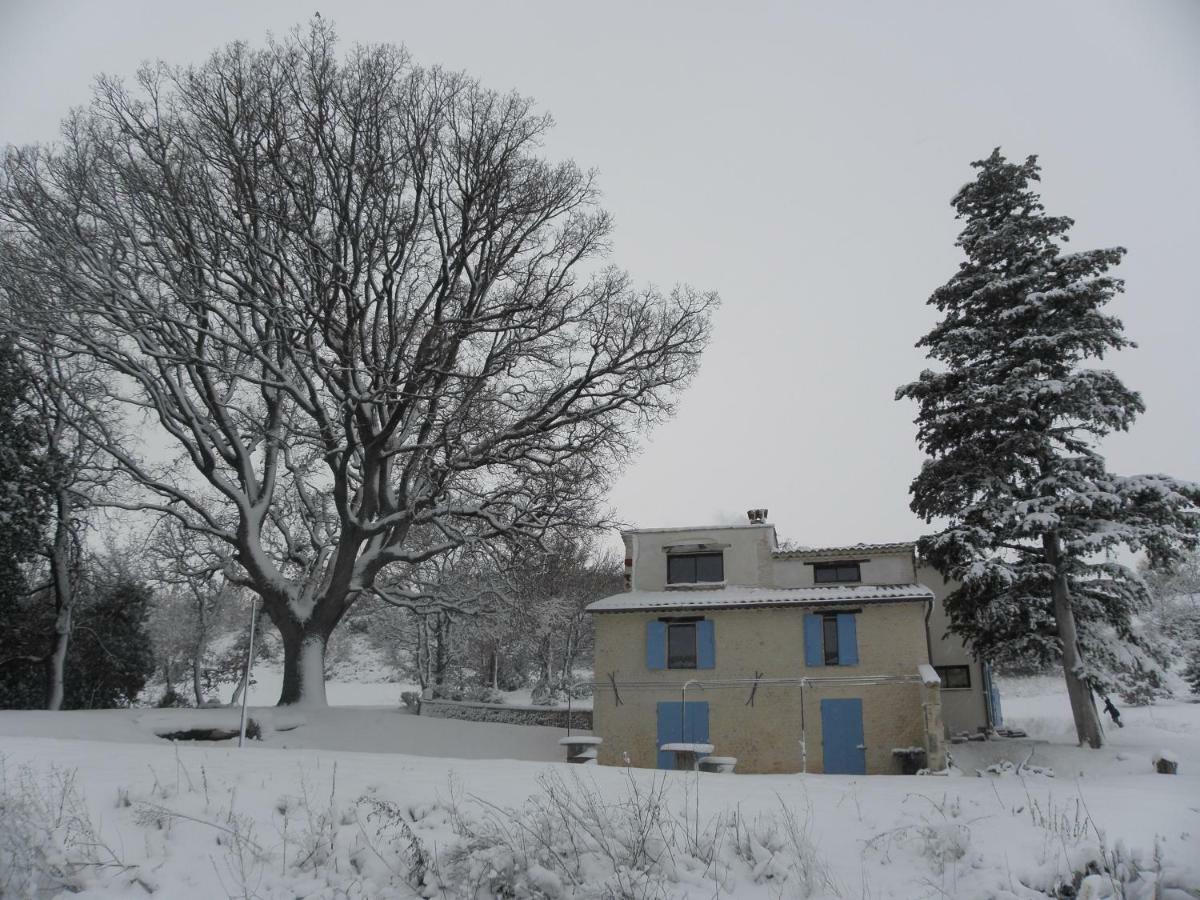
[621,512,777,592]
[771,542,918,588]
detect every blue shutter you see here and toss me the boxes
[646,620,667,670]
[696,620,716,669]
[836,613,858,665]
[804,614,824,667]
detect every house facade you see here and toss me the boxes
[586,512,998,775]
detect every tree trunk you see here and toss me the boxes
[415,618,428,690]
[192,598,207,706]
[1043,532,1104,748]
[45,488,74,711]
[277,625,330,707]
[433,614,448,688]
[192,655,204,706]
[46,607,71,711]
[230,667,246,707]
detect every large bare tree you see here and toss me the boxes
[0,21,715,704]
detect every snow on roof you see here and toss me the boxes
[622,523,776,535]
[586,583,934,613]
[772,541,916,559]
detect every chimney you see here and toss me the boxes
[746,508,768,524]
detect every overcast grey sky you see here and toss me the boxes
[2,0,1197,547]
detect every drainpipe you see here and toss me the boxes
[799,678,808,774]
[924,597,934,666]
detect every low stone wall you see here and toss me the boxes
[419,698,593,730]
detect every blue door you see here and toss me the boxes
[820,698,866,774]
[656,701,710,769]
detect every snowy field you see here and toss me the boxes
[1,677,1197,898]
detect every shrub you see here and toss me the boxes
[156,688,191,708]
[0,756,131,895]
[1183,647,1200,696]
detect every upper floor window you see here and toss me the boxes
[667,552,724,585]
[804,611,859,667]
[667,622,698,669]
[813,561,861,583]
[646,618,716,670]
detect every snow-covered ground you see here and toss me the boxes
[1,676,1197,898]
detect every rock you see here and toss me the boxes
[1153,750,1178,775]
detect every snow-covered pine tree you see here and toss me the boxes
[897,149,1200,748]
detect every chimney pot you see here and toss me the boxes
[746,508,768,524]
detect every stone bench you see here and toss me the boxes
[559,735,603,764]
[660,742,715,771]
[698,756,737,774]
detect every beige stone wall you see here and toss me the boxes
[592,601,932,774]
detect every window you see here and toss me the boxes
[822,614,840,665]
[667,623,697,669]
[667,552,724,585]
[934,665,971,689]
[804,612,859,666]
[813,562,861,583]
[646,618,715,670]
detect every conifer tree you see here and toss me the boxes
[898,149,1200,748]
[0,336,51,705]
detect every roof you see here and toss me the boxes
[586,582,934,613]
[623,523,776,536]
[772,541,916,559]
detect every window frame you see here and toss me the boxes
[934,665,972,690]
[666,551,724,586]
[812,561,862,584]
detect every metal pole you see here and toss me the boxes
[681,680,688,742]
[799,678,808,774]
[681,678,704,770]
[238,596,258,748]
[566,681,573,738]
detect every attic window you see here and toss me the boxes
[667,552,724,585]
[813,562,861,583]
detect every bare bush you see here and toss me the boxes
[0,755,139,896]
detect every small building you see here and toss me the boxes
[586,511,1000,775]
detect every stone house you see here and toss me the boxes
[585,511,1001,774]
